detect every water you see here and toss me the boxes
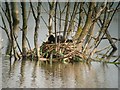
[2,57,118,88]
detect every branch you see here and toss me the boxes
[0,12,11,41]
[13,33,22,55]
[30,2,37,20]
[27,6,31,22]
[102,37,120,41]
[61,2,69,14]
[113,55,120,62]
[41,16,48,29]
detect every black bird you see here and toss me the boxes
[48,35,55,44]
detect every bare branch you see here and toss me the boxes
[30,2,37,20]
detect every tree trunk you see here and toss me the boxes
[11,2,19,60]
[83,22,95,53]
[21,2,27,58]
[63,2,70,40]
[73,2,84,41]
[66,2,79,39]
[34,2,41,59]
[30,2,41,59]
[48,2,55,36]
[4,2,13,57]
[77,2,94,51]
[54,2,57,50]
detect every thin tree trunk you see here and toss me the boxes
[58,2,62,39]
[83,2,107,53]
[34,2,41,59]
[5,2,13,57]
[83,22,96,53]
[54,2,57,50]
[21,2,27,58]
[66,2,79,39]
[11,2,19,60]
[73,2,84,41]
[48,2,55,36]
[77,2,94,51]
[30,2,41,59]
[63,2,70,40]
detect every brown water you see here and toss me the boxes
[2,56,118,88]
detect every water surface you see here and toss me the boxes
[2,57,118,88]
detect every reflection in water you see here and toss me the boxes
[19,60,26,87]
[2,58,118,88]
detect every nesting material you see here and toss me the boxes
[40,42,86,63]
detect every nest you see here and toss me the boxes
[40,42,87,63]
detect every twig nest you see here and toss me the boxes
[40,42,86,63]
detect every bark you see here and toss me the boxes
[73,2,84,41]
[83,2,107,53]
[11,2,19,60]
[21,2,27,57]
[5,2,13,57]
[54,2,57,48]
[58,2,62,38]
[66,2,79,39]
[83,22,96,53]
[63,2,70,40]
[77,2,94,51]
[34,2,41,59]
[30,2,41,59]
[48,2,55,36]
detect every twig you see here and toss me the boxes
[113,55,120,62]
[30,1,36,20]
[13,33,22,55]
[41,16,48,29]
[102,37,120,41]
